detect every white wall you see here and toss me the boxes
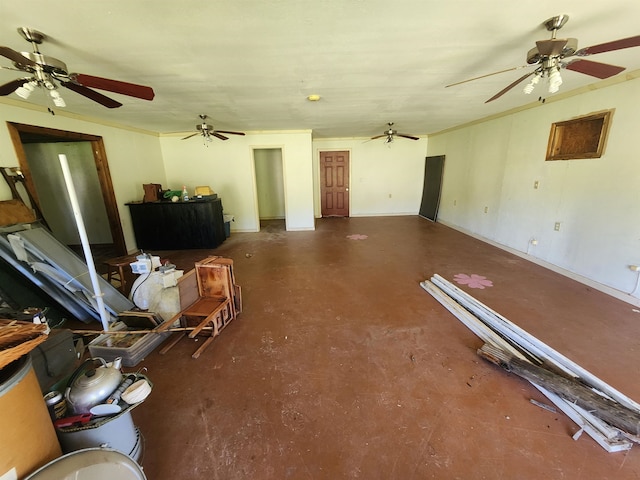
[428,78,640,302]
[0,100,166,252]
[159,131,314,232]
[312,137,428,217]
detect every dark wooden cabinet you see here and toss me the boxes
[126,198,225,250]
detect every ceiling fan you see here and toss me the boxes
[371,122,419,143]
[181,115,246,141]
[447,15,640,103]
[0,27,154,110]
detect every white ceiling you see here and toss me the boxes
[1,0,640,139]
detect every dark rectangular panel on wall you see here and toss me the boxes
[419,155,445,222]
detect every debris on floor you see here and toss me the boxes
[421,274,640,453]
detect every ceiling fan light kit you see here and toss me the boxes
[447,15,640,103]
[0,27,155,112]
[370,122,419,143]
[181,114,246,143]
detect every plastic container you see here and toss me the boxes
[56,410,142,462]
[24,447,146,480]
[88,322,170,367]
[54,374,151,462]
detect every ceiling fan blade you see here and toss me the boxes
[181,133,200,140]
[397,134,419,140]
[214,130,245,136]
[0,77,31,96]
[564,59,625,79]
[60,81,123,108]
[371,134,387,140]
[485,71,536,103]
[536,39,569,57]
[212,132,229,141]
[72,73,155,100]
[446,65,530,88]
[575,35,640,56]
[0,46,37,67]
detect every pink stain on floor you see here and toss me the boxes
[346,234,368,240]
[453,273,494,289]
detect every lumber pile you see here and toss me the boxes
[0,319,49,369]
[421,274,640,452]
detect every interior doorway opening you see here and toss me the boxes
[253,148,285,231]
[6,122,127,264]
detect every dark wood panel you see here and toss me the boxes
[419,155,445,222]
[127,198,225,250]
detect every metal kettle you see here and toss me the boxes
[65,357,123,414]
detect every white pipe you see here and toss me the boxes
[58,154,111,331]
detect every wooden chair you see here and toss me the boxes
[103,252,140,295]
[157,256,241,359]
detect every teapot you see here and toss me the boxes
[65,357,123,414]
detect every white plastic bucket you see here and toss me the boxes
[24,447,146,480]
[56,410,142,462]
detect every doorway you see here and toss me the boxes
[320,150,349,217]
[6,122,127,258]
[253,148,285,231]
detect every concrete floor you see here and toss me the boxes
[130,216,640,479]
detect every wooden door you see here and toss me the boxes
[320,151,349,217]
[419,155,445,222]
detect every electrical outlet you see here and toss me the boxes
[484,206,488,213]
[554,222,561,231]
[530,239,538,246]
[534,180,539,189]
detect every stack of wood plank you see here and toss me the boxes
[421,274,640,453]
[0,319,49,369]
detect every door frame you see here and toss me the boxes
[318,149,351,218]
[6,122,127,255]
[250,145,287,232]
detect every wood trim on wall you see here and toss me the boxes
[6,122,127,255]
[545,110,614,161]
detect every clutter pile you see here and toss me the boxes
[421,274,640,453]
[49,356,151,462]
[0,319,49,369]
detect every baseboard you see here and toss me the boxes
[438,220,640,308]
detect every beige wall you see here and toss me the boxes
[159,131,315,232]
[427,77,640,304]
[311,137,428,218]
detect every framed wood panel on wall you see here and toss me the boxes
[546,110,613,161]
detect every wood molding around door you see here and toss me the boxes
[320,150,350,217]
[6,122,127,255]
